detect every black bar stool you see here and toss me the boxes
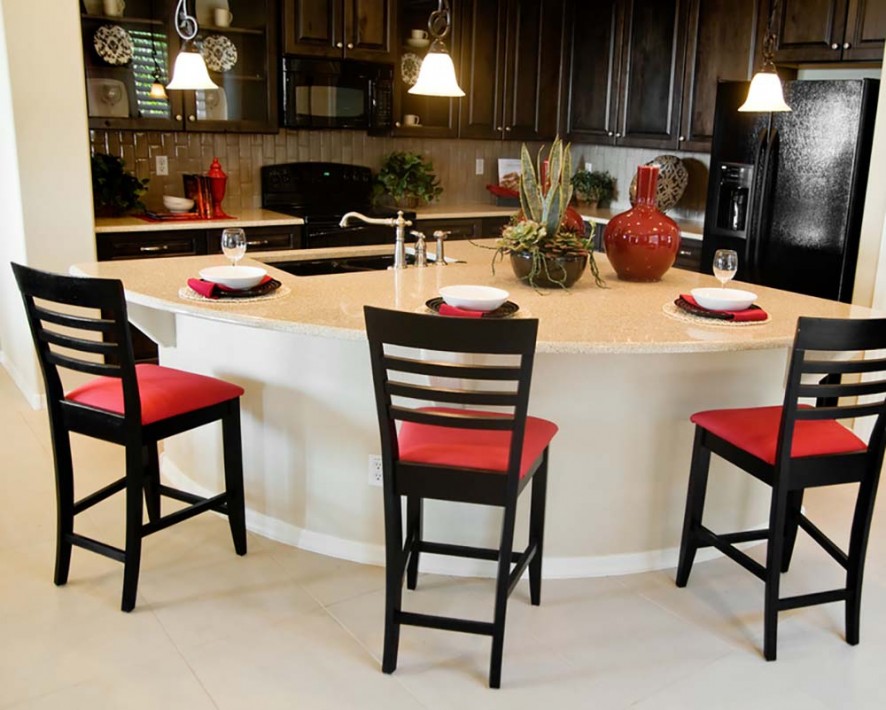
[364,306,558,688]
[12,263,247,612]
[676,315,886,659]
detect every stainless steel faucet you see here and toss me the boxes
[338,210,413,269]
[411,231,428,267]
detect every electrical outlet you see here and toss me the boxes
[584,162,593,172]
[368,454,383,486]
[475,158,485,175]
[155,155,169,176]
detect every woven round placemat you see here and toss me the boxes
[178,284,291,304]
[662,301,770,327]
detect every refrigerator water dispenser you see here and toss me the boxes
[712,163,753,238]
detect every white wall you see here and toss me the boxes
[0,0,96,406]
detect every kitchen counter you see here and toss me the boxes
[94,208,304,234]
[71,241,878,578]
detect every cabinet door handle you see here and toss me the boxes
[336,41,343,48]
[175,114,183,121]
[139,245,168,253]
[679,136,685,141]
[615,132,622,137]
[188,115,196,121]
[678,249,692,257]
[504,126,512,132]
[347,42,354,49]
[246,239,270,247]
[843,42,851,49]
[607,131,614,136]
[395,121,401,127]
[496,126,503,131]
[832,43,839,49]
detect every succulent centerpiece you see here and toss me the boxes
[493,138,604,289]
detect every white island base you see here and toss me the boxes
[75,241,872,579]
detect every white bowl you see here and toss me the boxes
[439,285,509,312]
[199,265,267,290]
[691,287,757,311]
[163,195,195,213]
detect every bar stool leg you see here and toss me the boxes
[406,496,422,590]
[222,404,247,556]
[780,490,804,573]
[529,451,549,606]
[763,483,789,661]
[121,444,145,613]
[52,425,75,587]
[676,428,711,588]
[143,443,161,523]
[382,483,405,674]
[489,501,518,689]
[846,475,878,646]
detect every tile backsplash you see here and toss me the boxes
[90,130,710,222]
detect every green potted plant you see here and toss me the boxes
[492,138,604,289]
[90,153,149,217]
[571,168,616,209]
[375,151,443,208]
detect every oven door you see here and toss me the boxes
[282,58,369,130]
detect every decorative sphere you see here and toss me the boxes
[628,155,688,212]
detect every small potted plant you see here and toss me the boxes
[492,138,604,290]
[375,151,443,208]
[90,153,149,217]
[571,168,616,209]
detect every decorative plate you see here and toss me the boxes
[425,297,520,319]
[401,52,422,86]
[629,154,689,212]
[203,34,238,72]
[94,24,133,65]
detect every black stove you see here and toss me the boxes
[261,162,415,249]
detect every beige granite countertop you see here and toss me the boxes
[72,240,877,354]
[94,209,304,234]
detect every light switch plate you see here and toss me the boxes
[475,158,484,175]
[584,162,592,172]
[156,155,169,176]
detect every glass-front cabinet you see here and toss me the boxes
[80,0,278,133]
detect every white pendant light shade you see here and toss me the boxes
[739,69,791,112]
[409,43,465,97]
[167,48,218,90]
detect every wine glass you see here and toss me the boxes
[712,249,738,288]
[221,228,246,267]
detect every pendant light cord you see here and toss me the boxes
[175,0,198,42]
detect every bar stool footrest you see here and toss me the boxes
[398,610,495,636]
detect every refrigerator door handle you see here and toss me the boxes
[747,127,769,279]
[754,124,779,279]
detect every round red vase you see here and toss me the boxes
[603,165,680,282]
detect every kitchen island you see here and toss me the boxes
[72,240,876,578]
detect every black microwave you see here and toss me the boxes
[282,57,393,133]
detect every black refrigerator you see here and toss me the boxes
[702,80,879,303]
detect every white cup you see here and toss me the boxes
[103,0,125,17]
[403,114,421,127]
[410,29,428,40]
[214,8,233,27]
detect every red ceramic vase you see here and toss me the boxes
[603,165,680,282]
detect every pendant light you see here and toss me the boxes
[166,0,218,91]
[739,0,790,112]
[409,0,465,98]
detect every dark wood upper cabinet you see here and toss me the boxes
[771,0,884,63]
[565,0,622,144]
[566,0,761,151]
[282,0,394,61]
[679,0,759,152]
[458,0,564,141]
[566,0,687,149]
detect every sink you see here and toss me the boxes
[268,254,416,276]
